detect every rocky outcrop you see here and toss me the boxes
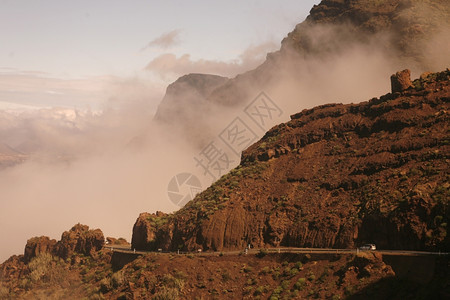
[21,224,105,263]
[131,212,168,250]
[23,236,57,263]
[55,224,104,259]
[391,69,412,93]
[133,70,450,252]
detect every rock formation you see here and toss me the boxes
[23,236,57,263]
[22,223,105,262]
[391,69,413,93]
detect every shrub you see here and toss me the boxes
[272,286,283,295]
[28,253,53,282]
[290,268,299,277]
[28,253,66,284]
[0,285,9,298]
[162,274,184,290]
[111,271,125,288]
[222,271,232,282]
[260,266,271,275]
[254,286,267,296]
[99,278,111,293]
[272,271,281,280]
[295,261,303,269]
[281,280,290,290]
[294,278,306,290]
[152,287,179,300]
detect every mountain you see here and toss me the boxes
[132,69,450,253]
[1,70,448,300]
[155,0,449,113]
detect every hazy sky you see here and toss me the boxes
[0,0,319,109]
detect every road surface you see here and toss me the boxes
[104,245,449,257]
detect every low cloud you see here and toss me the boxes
[141,29,181,51]
[145,41,278,79]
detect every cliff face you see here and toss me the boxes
[153,73,228,123]
[132,69,450,252]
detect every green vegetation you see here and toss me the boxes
[294,278,306,290]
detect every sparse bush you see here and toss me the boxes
[272,285,283,295]
[272,271,281,280]
[162,274,184,290]
[28,252,53,282]
[244,286,254,295]
[222,271,232,282]
[152,287,179,300]
[283,266,291,277]
[243,265,253,273]
[111,271,125,288]
[28,253,66,284]
[294,278,306,290]
[281,280,290,290]
[99,278,111,293]
[0,284,9,298]
[254,285,267,296]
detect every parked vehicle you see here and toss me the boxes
[359,244,376,251]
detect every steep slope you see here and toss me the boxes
[132,69,450,253]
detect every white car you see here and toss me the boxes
[359,244,376,251]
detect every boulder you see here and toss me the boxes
[391,69,412,93]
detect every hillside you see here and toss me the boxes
[132,69,450,253]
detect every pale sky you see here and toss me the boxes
[0,0,319,109]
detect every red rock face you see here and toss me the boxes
[23,236,57,263]
[131,212,168,250]
[132,70,450,252]
[391,69,413,93]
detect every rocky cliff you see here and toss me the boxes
[132,69,449,252]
